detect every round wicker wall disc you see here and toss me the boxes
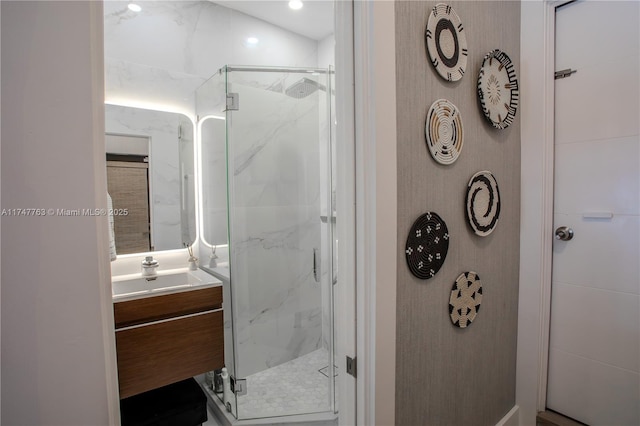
[466,171,500,236]
[405,212,450,280]
[477,49,519,129]
[449,271,483,328]
[425,99,464,165]
[425,3,468,82]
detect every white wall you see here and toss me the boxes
[1,1,119,424]
[318,34,335,69]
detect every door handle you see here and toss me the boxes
[313,248,320,283]
[555,226,574,241]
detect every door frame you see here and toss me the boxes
[351,1,398,425]
[517,0,574,422]
[338,0,398,424]
[98,0,364,423]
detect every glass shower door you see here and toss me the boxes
[224,66,335,420]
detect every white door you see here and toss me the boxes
[547,1,640,424]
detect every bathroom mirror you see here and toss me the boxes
[105,104,196,254]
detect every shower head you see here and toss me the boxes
[284,78,326,99]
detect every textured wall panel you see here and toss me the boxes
[395,2,521,425]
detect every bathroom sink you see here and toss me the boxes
[112,268,221,301]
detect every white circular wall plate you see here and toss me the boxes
[425,3,468,82]
[466,170,501,236]
[449,271,483,328]
[477,49,519,129]
[425,99,464,165]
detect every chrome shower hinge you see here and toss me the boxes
[346,356,357,378]
[225,93,239,111]
[230,375,247,396]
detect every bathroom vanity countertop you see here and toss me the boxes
[112,268,222,302]
[200,264,229,281]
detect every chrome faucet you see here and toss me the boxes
[141,256,159,278]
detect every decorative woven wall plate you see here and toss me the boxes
[425,3,468,82]
[466,171,501,236]
[477,49,519,129]
[405,212,450,280]
[425,99,464,165]
[449,271,483,328]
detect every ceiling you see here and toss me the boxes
[212,1,334,41]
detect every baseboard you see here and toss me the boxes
[496,406,520,426]
[536,410,586,426]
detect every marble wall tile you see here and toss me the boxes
[200,116,228,247]
[227,84,324,378]
[228,81,321,207]
[105,59,205,114]
[105,1,227,77]
[196,73,227,118]
[105,0,320,112]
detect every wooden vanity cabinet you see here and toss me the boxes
[114,286,223,399]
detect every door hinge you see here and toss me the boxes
[554,68,577,79]
[346,356,357,378]
[230,375,247,395]
[225,93,239,111]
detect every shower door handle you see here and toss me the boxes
[313,248,320,283]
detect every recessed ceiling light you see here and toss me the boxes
[128,3,142,12]
[246,37,259,45]
[288,0,303,10]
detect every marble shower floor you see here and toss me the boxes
[236,348,336,419]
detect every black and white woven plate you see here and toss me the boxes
[425,99,464,165]
[449,271,483,328]
[466,171,500,236]
[405,212,450,280]
[477,49,519,129]
[425,3,468,82]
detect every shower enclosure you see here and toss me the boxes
[197,65,336,421]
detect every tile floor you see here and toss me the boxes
[236,348,335,419]
[203,407,224,426]
[204,348,337,422]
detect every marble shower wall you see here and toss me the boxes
[200,116,229,248]
[104,1,320,113]
[105,105,195,250]
[195,69,332,380]
[227,80,325,378]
